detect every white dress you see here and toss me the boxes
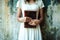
[16,0,44,40]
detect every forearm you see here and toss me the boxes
[17,8,21,18]
[39,8,43,24]
[17,8,24,22]
[39,17,43,23]
[17,17,26,22]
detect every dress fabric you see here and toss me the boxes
[16,0,44,40]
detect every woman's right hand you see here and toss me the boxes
[18,17,32,22]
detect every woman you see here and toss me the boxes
[16,0,44,40]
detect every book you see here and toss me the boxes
[24,10,38,28]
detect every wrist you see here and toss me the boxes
[18,17,26,22]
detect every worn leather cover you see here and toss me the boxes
[24,11,38,28]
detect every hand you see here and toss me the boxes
[28,19,40,26]
[33,19,40,25]
[18,17,32,22]
[26,17,32,22]
[28,20,37,26]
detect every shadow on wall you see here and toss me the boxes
[40,0,51,40]
[57,0,60,4]
[41,0,60,40]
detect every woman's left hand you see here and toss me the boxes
[28,19,40,26]
[33,19,40,25]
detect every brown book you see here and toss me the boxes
[24,10,39,28]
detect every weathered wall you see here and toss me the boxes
[0,0,60,40]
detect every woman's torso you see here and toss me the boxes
[21,2,39,17]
